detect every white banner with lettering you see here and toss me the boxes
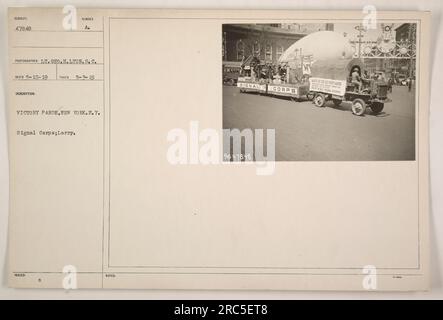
[309,77,347,96]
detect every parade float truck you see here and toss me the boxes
[308,58,390,116]
[236,31,390,114]
[237,55,310,100]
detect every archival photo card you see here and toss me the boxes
[6,8,430,291]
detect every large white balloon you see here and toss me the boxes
[279,31,354,63]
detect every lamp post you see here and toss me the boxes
[408,23,416,79]
[355,24,367,58]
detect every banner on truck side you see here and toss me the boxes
[268,85,298,95]
[237,81,266,92]
[309,77,346,96]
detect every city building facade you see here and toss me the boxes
[222,24,333,64]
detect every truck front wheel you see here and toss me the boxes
[351,98,366,116]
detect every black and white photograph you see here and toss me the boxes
[222,22,417,161]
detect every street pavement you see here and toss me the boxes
[223,85,416,161]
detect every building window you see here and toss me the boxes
[252,41,261,57]
[265,44,272,61]
[276,46,284,60]
[236,40,245,61]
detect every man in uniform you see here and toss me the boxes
[351,67,362,92]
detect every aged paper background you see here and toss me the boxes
[5,8,430,291]
[0,1,440,297]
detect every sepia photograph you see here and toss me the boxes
[222,22,417,161]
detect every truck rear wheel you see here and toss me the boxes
[370,102,384,115]
[313,93,326,107]
[351,98,366,116]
